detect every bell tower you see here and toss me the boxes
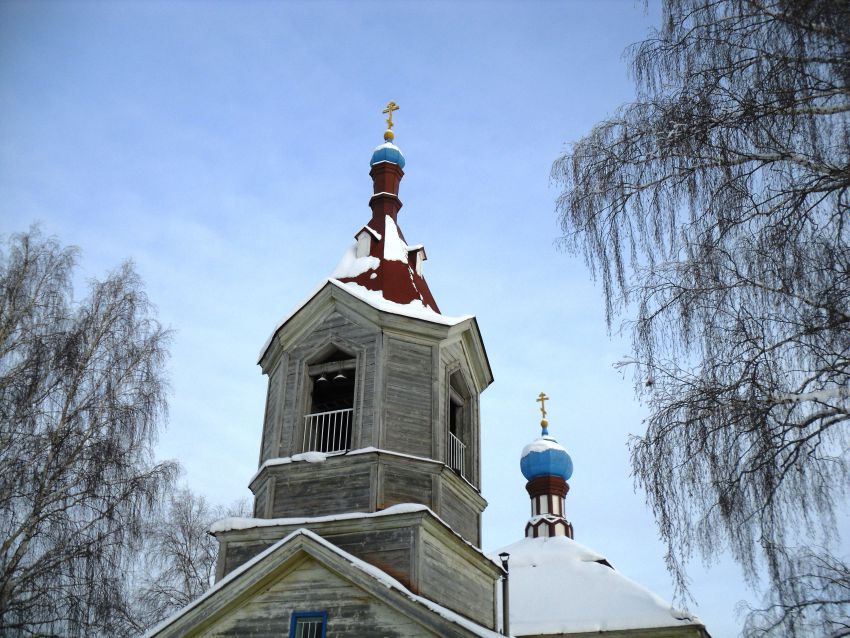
[207,106,502,632]
[247,104,493,545]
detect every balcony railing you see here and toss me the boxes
[448,431,467,479]
[303,408,353,454]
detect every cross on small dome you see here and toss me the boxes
[520,392,573,482]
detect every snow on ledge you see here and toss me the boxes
[249,446,459,489]
[144,527,501,638]
[211,503,431,534]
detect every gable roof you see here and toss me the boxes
[145,527,502,638]
[489,536,705,636]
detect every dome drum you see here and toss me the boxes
[525,517,574,539]
[525,475,569,499]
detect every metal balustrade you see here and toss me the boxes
[303,408,353,453]
[448,431,467,479]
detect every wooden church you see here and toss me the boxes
[145,105,711,638]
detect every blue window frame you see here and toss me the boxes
[289,611,328,638]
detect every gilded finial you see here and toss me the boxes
[383,101,399,141]
[536,392,550,434]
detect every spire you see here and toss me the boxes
[369,101,406,225]
[332,103,440,312]
[520,393,575,539]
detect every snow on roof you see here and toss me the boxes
[521,435,567,458]
[334,279,470,325]
[258,278,472,363]
[145,527,501,638]
[488,536,701,635]
[383,215,409,262]
[331,244,380,278]
[358,225,382,241]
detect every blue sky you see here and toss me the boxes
[1,1,751,635]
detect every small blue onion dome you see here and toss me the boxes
[520,436,573,481]
[370,142,406,169]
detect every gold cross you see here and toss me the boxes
[383,101,400,130]
[536,392,549,420]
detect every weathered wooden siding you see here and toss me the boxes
[313,527,414,589]
[259,359,284,464]
[270,463,373,518]
[222,523,415,587]
[197,557,439,638]
[383,337,433,457]
[223,539,271,576]
[439,482,480,546]
[382,465,433,509]
[252,481,268,518]
[215,510,501,631]
[419,533,497,629]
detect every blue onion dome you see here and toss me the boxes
[521,435,573,481]
[370,142,406,169]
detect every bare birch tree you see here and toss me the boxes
[552,1,849,635]
[0,229,178,636]
[120,489,250,634]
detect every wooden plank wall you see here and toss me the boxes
[252,481,268,518]
[270,463,373,518]
[439,482,481,546]
[383,337,433,458]
[222,526,415,589]
[259,361,284,463]
[382,464,433,509]
[198,557,439,638]
[419,533,497,629]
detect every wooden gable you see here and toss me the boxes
[146,529,501,638]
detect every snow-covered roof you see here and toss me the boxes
[335,279,467,325]
[488,536,702,636]
[145,527,502,638]
[333,213,441,312]
[521,435,567,458]
[259,278,472,362]
[257,138,480,364]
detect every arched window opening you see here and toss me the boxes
[447,371,471,479]
[304,347,356,454]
